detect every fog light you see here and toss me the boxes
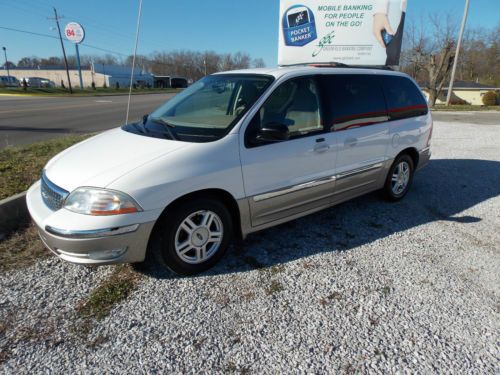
[88,248,127,261]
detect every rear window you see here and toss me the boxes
[323,74,388,131]
[382,76,428,120]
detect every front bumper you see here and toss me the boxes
[27,181,158,265]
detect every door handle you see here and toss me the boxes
[345,138,358,147]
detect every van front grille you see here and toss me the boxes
[41,172,69,211]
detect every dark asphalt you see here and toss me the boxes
[0,93,174,149]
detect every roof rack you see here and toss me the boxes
[280,62,394,71]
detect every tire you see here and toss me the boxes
[383,154,415,201]
[150,198,233,276]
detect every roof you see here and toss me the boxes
[215,65,409,79]
[421,80,499,90]
[452,81,499,90]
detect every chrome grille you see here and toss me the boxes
[41,172,69,211]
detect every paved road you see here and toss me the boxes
[0,94,174,149]
[432,111,500,125]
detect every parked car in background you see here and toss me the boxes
[27,66,432,275]
[22,77,55,88]
[0,76,20,87]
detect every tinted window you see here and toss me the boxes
[382,75,428,120]
[246,77,323,146]
[323,75,388,131]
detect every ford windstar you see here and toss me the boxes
[27,66,432,275]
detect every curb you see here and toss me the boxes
[0,191,29,236]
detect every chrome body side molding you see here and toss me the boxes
[253,176,336,202]
[335,162,384,180]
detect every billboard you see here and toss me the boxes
[279,0,407,66]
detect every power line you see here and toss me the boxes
[12,0,139,45]
[10,0,175,55]
[0,25,173,70]
[0,25,127,57]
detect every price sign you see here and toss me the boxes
[64,22,85,44]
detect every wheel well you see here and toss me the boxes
[154,189,243,239]
[397,147,419,168]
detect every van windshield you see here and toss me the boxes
[147,74,273,141]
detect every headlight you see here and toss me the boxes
[64,188,142,216]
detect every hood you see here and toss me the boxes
[44,127,188,192]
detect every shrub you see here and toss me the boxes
[482,91,497,106]
[451,98,467,105]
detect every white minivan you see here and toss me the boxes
[27,66,432,275]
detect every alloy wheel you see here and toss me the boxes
[174,210,223,264]
[391,161,411,195]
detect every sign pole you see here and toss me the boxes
[63,21,85,90]
[75,44,84,89]
[446,0,470,106]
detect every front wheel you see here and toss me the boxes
[383,154,415,201]
[150,198,233,276]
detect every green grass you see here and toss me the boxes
[75,265,141,321]
[0,87,180,97]
[433,104,500,111]
[0,134,93,201]
[0,224,49,272]
[266,280,284,295]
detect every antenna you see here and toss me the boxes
[48,8,73,94]
[125,0,144,125]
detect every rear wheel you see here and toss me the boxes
[150,198,233,276]
[384,154,414,201]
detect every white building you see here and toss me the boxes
[5,64,154,88]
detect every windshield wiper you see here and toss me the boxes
[150,117,178,140]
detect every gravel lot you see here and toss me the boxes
[1,120,499,374]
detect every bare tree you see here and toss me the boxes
[15,50,264,82]
[401,14,458,106]
[253,58,266,68]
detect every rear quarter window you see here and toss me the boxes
[382,75,428,120]
[323,74,389,131]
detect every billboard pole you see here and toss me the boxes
[446,0,470,106]
[63,22,85,90]
[75,44,84,89]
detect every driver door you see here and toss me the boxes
[240,76,337,227]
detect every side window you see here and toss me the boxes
[246,77,323,145]
[324,75,388,132]
[382,76,429,120]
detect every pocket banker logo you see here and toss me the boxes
[282,5,317,47]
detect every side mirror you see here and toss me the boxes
[257,122,290,142]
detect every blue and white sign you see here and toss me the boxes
[282,5,318,47]
[279,0,408,66]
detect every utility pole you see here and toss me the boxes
[2,47,10,83]
[49,7,73,93]
[446,0,470,106]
